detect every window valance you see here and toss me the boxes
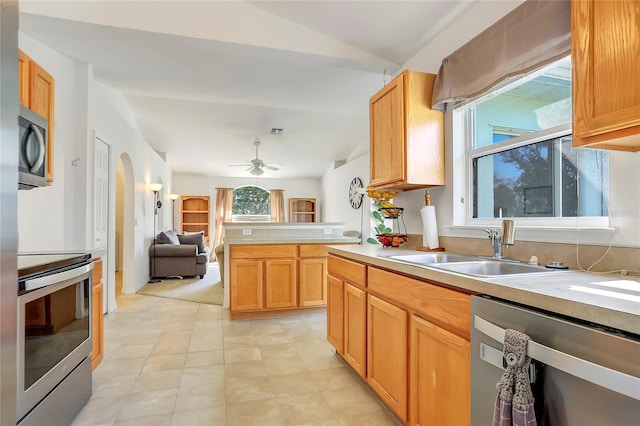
[431,0,571,111]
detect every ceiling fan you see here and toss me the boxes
[229,140,280,176]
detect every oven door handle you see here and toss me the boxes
[23,263,94,292]
[474,315,640,401]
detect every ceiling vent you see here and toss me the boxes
[270,128,284,135]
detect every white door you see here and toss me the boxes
[94,138,109,250]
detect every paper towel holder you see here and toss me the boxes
[416,190,445,252]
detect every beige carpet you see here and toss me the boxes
[138,263,223,305]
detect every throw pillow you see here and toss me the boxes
[157,230,180,245]
[178,231,205,253]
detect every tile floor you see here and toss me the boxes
[71,293,396,426]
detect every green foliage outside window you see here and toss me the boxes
[232,186,270,215]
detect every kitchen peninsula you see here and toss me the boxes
[222,222,359,318]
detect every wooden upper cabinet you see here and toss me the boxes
[369,70,444,191]
[572,0,640,151]
[18,51,30,106]
[19,50,55,183]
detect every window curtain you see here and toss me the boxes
[213,187,233,248]
[431,0,571,111]
[270,189,285,222]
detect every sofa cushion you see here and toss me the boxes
[178,231,206,253]
[157,230,180,245]
[151,244,197,257]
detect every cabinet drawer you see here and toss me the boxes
[328,255,366,288]
[230,244,296,259]
[299,244,327,258]
[368,267,471,339]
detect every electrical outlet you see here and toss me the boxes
[324,228,332,235]
[242,229,252,236]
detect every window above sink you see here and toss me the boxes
[453,56,611,230]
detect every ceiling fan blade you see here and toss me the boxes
[229,140,280,174]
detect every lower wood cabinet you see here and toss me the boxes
[299,257,327,307]
[265,259,297,309]
[410,314,470,426]
[326,256,471,426]
[230,257,301,311]
[91,258,104,370]
[229,244,341,318]
[326,275,344,352]
[230,259,264,312]
[367,294,408,422]
[343,283,367,378]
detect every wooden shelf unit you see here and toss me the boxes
[289,198,316,223]
[180,195,210,243]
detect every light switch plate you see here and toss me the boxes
[242,229,252,236]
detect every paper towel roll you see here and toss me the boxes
[420,206,439,249]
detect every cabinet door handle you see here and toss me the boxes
[26,123,46,173]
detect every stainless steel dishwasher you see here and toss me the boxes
[471,295,640,425]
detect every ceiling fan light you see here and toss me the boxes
[251,167,264,176]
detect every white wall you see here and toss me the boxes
[90,81,173,303]
[321,153,369,238]
[18,33,174,312]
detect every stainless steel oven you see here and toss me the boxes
[17,253,93,425]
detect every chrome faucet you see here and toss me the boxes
[484,219,516,259]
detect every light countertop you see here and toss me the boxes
[225,236,360,245]
[326,245,640,335]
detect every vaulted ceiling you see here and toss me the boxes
[20,1,477,178]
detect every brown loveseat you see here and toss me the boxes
[149,230,210,279]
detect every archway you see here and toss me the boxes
[114,153,135,302]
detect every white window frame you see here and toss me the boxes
[448,67,614,244]
[230,185,271,223]
[231,214,270,223]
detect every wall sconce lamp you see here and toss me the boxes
[149,182,163,215]
[169,193,180,230]
[148,182,163,283]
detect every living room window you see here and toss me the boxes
[231,185,271,222]
[454,56,610,226]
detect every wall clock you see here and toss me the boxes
[349,177,364,209]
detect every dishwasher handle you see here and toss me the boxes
[474,315,640,401]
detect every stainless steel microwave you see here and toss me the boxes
[18,106,48,190]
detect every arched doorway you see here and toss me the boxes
[114,153,135,305]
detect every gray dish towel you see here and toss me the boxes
[493,329,537,426]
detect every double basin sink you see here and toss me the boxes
[380,252,566,278]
